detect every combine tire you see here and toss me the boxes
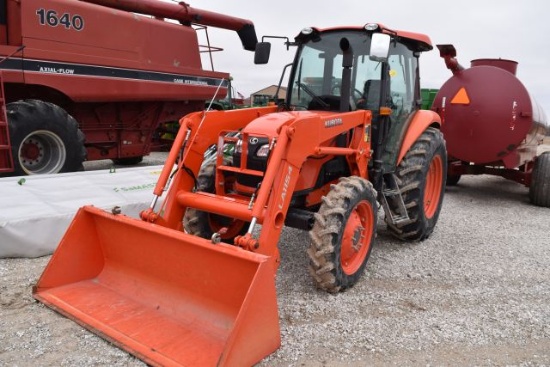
[183,158,248,242]
[386,127,446,241]
[6,100,85,175]
[529,152,550,207]
[308,176,377,293]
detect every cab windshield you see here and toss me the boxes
[288,30,418,117]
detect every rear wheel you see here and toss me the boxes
[183,158,248,242]
[529,152,550,207]
[6,100,85,175]
[386,127,447,241]
[308,176,377,293]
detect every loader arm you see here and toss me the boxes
[161,108,372,264]
[251,109,372,263]
[143,106,278,228]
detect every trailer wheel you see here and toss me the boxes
[387,127,447,241]
[6,100,86,175]
[183,158,248,242]
[446,174,461,186]
[308,176,377,293]
[529,152,550,207]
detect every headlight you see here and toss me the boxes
[235,139,242,154]
[256,144,270,157]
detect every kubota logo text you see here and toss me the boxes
[279,166,293,210]
[325,118,343,128]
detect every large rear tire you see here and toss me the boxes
[183,158,248,242]
[308,176,377,293]
[529,152,550,207]
[6,100,86,175]
[386,127,447,241]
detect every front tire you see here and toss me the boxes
[6,100,86,175]
[386,127,447,241]
[308,176,377,293]
[529,152,550,207]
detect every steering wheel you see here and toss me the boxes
[351,88,366,109]
[352,88,364,101]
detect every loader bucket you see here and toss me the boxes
[33,206,280,367]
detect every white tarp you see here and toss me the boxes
[0,166,167,258]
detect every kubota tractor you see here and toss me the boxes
[34,23,446,366]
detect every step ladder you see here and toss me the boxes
[380,173,411,225]
[0,71,14,173]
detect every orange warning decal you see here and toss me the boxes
[451,87,470,105]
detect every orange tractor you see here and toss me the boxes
[34,24,446,366]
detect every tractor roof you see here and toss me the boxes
[299,24,433,52]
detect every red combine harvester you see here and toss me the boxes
[433,45,550,206]
[0,0,257,176]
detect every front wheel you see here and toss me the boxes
[386,127,447,241]
[6,100,85,175]
[308,176,377,293]
[529,152,550,207]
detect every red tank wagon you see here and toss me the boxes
[433,45,550,207]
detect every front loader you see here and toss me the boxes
[34,23,446,366]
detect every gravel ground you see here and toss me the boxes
[1,153,550,366]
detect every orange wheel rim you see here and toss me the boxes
[424,155,443,219]
[341,200,374,275]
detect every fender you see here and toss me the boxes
[397,109,441,164]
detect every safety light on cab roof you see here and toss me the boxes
[301,27,313,35]
[364,23,379,31]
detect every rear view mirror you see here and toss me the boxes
[369,33,390,62]
[254,42,271,64]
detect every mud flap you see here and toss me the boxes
[33,206,280,367]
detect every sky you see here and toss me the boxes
[187,0,550,115]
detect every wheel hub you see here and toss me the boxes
[341,201,373,275]
[351,226,364,252]
[18,130,67,174]
[21,139,42,162]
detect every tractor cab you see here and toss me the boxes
[256,23,433,178]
